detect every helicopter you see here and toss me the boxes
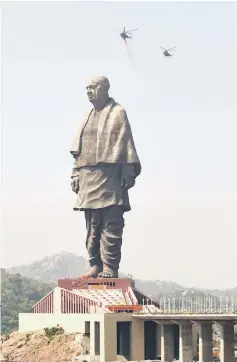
[161,46,176,57]
[113,27,138,41]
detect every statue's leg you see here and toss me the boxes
[80,209,103,278]
[98,206,124,278]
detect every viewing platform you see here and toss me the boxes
[18,277,237,362]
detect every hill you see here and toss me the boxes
[7,251,236,300]
[134,279,185,296]
[7,251,88,284]
[1,269,54,335]
[200,287,237,298]
[7,252,191,297]
[7,252,237,299]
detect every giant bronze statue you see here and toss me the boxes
[70,76,141,278]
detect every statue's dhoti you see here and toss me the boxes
[84,205,124,272]
[73,165,131,277]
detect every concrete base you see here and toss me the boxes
[179,324,193,362]
[219,322,235,362]
[131,319,145,360]
[156,323,161,358]
[161,324,174,362]
[58,277,135,291]
[192,324,198,357]
[198,323,213,362]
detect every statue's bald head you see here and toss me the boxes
[86,76,110,109]
[89,76,110,91]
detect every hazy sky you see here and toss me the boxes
[1,1,237,289]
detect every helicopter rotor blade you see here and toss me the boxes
[160,47,166,51]
[167,47,176,51]
[126,29,138,33]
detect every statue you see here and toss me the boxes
[70,76,141,278]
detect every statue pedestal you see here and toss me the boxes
[57,277,135,291]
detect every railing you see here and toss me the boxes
[32,288,102,314]
[132,288,160,308]
[32,290,54,313]
[31,289,237,315]
[127,286,138,305]
[61,289,99,313]
[138,296,237,314]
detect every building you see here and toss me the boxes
[19,277,237,362]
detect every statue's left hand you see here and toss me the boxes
[121,175,135,189]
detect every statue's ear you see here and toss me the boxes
[103,88,109,96]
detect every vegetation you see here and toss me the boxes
[44,326,64,343]
[1,269,54,335]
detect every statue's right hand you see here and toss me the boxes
[71,176,79,194]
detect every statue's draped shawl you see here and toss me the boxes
[70,98,141,177]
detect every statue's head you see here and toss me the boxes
[86,76,110,108]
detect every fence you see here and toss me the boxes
[154,296,237,314]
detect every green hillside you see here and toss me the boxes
[1,269,54,334]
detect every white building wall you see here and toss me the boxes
[102,314,140,362]
[53,286,61,313]
[19,313,105,333]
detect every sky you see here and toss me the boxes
[1,1,237,289]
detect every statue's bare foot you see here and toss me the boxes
[98,268,118,278]
[80,265,102,279]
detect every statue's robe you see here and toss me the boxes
[70,97,141,272]
[70,97,141,212]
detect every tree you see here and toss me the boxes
[1,269,54,334]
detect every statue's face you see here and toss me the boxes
[86,78,105,103]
